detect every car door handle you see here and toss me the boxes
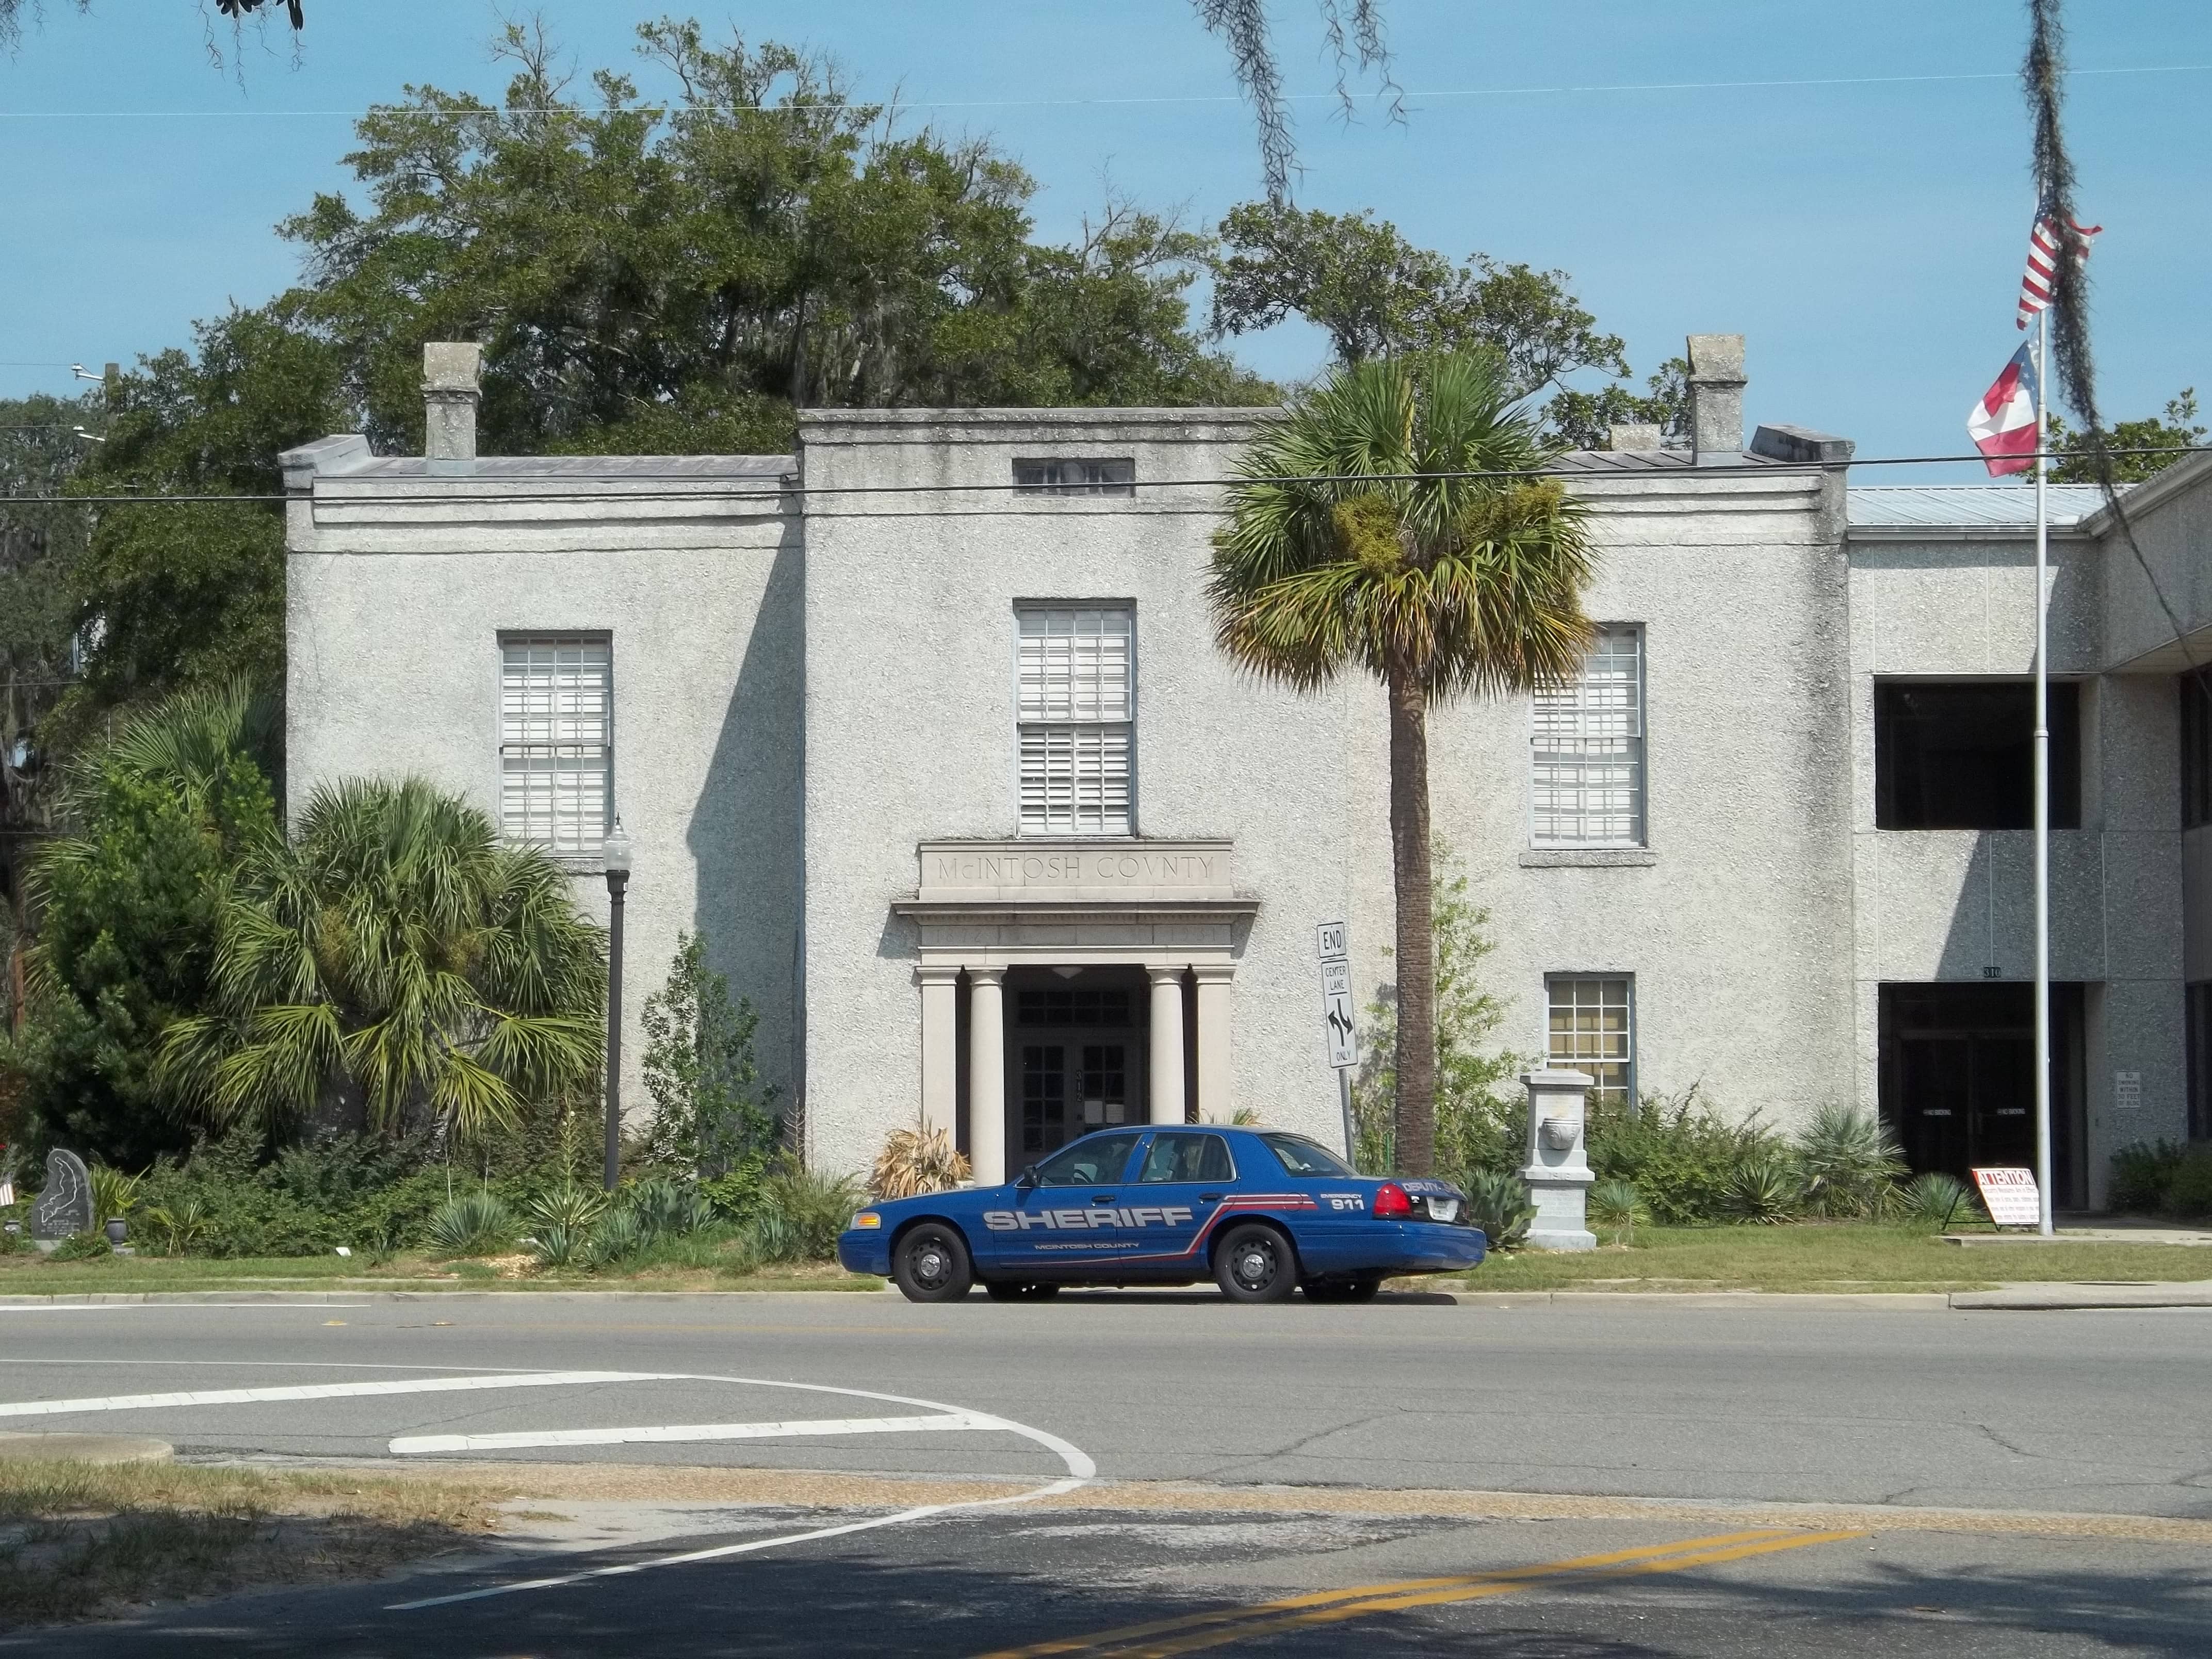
[1092,1195,1116,1205]
[1198,1193,1223,1202]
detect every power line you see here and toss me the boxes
[1,443,2206,506]
[0,61,2204,120]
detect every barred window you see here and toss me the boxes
[499,637,610,854]
[1548,975,1634,1114]
[1532,625,1645,847]
[1013,458,1135,496]
[1018,607,1133,835]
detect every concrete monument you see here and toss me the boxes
[31,1149,93,1240]
[1519,1068,1597,1251]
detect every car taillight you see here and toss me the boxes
[1372,1182,1412,1218]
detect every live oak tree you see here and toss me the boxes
[2047,391,2205,485]
[1211,202,1685,447]
[1209,353,1595,1175]
[281,21,1270,460]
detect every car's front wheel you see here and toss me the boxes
[892,1224,973,1303]
[983,1280,1060,1302]
[1214,1222,1297,1304]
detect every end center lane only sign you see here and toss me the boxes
[1319,957,1357,1069]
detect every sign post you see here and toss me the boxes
[1316,922,1358,1160]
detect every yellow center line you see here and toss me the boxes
[975,1526,1866,1659]
[971,1527,1823,1658]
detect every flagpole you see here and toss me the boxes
[2032,306,2054,1238]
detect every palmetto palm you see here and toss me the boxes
[161,777,605,1141]
[1210,352,1596,1175]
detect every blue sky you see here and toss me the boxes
[2,1,2206,478]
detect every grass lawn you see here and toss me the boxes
[1440,1224,2212,1294]
[0,1246,884,1298]
[0,1459,529,1627]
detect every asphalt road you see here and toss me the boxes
[3,1291,2209,1654]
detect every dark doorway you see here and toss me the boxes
[1879,982,2087,1207]
[1005,966,1148,1162]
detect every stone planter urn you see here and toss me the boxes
[104,1217,129,1246]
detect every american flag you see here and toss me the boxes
[2016,215,2102,329]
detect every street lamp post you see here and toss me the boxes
[601,819,632,1193]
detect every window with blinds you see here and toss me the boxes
[499,637,611,854]
[1548,975,1635,1114]
[1532,624,1645,847]
[1017,607,1133,835]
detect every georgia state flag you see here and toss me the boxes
[1967,343,2040,476]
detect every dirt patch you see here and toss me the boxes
[0,1460,509,1629]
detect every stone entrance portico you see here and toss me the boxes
[891,840,1259,1182]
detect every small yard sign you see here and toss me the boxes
[1972,1165,2042,1228]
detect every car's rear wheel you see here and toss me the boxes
[1214,1222,1297,1304]
[892,1224,973,1303]
[1305,1274,1381,1304]
[983,1280,1060,1302]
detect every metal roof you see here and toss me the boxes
[1846,484,2111,528]
[1551,447,1791,474]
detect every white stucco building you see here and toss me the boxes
[282,339,2212,1207]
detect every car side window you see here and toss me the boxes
[1136,1133,1235,1184]
[1259,1132,1356,1178]
[1030,1131,1144,1187]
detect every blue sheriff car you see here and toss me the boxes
[839,1125,1485,1304]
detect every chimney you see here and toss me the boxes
[1607,422,1664,452]
[1685,333,1746,467]
[422,342,481,470]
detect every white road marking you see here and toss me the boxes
[384,1379,1096,1611]
[0,1370,671,1419]
[0,1304,374,1313]
[391,1410,990,1454]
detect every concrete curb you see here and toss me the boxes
[1946,1281,2212,1310]
[4,1282,2210,1310]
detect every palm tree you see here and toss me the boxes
[1209,351,1596,1175]
[160,776,605,1142]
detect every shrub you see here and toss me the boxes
[750,1163,865,1263]
[871,1125,970,1200]
[529,1223,586,1268]
[636,931,779,1178]
[2163,1148,2212,1219]
[617,1178,716,1245]
[88,1164,144,1227]
[1727,1156,1802,1224]
[1902,1172,1971,1229]
[1588,1085,1783,1225]
[140,1199,212,1255]
[2109,1140,2184,1214]
[1587,1179,1646,1245]
[1793,1105,1907,1220]
[1460,1169,1534,1252]
[582,1209,645,1268]
[49,1230,113,1261]
[425,1192,514,1257]
[524,1182,607,1232]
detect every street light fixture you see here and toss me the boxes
[601,818,632,1192]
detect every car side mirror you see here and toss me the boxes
[1016,1165,1039,1190]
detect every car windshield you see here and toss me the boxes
[1029,1131,1143,1188]
[1260,1132,1355,1178]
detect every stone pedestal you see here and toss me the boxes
[1518,1068,1596,1251]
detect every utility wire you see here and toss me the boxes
[0,61,2204,119]
[2,443,2206,506]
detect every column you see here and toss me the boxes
[968,967,1007,1185]
[1147,966,1187,1125]
[1192,966,1235,1124]
[916,966,960,1142]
